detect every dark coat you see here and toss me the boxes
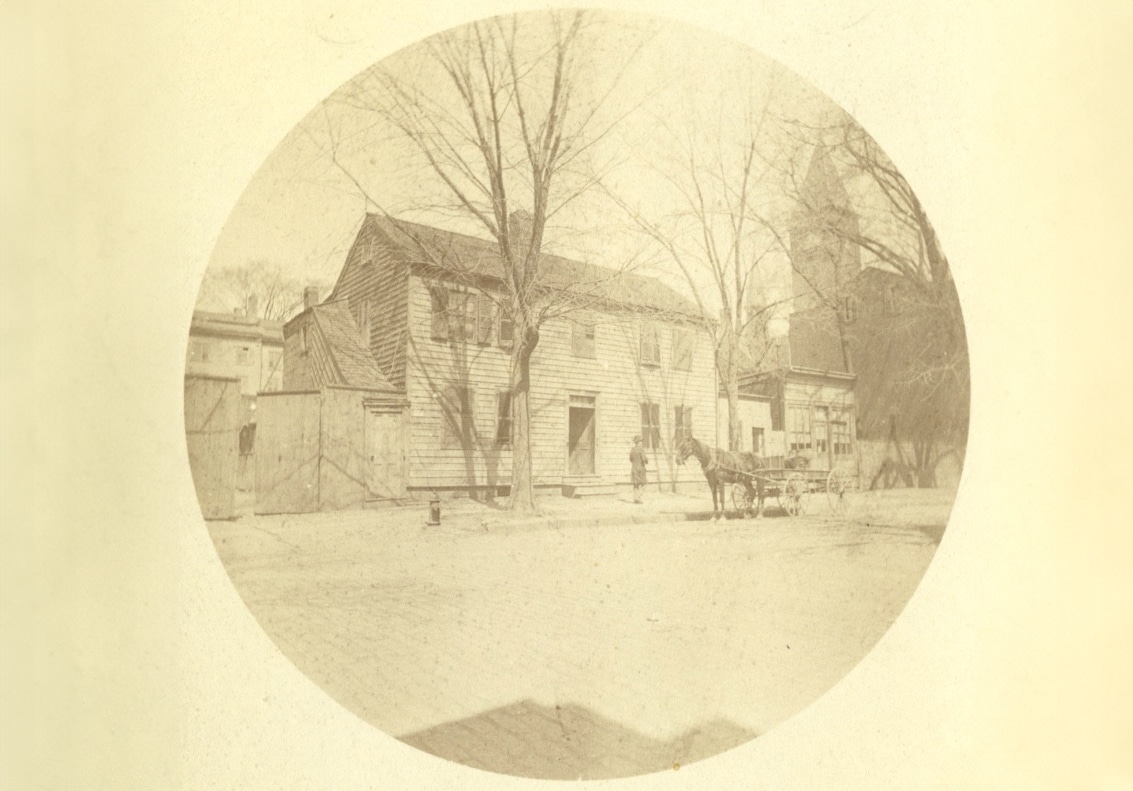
[630,445,648,485]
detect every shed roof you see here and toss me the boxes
[310,301,396,391]
[367,215,702,320]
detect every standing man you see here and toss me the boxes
[630,435,648,504]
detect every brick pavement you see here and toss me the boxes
[209,489,951,779]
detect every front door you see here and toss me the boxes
[365,409,406,499]
[567,395,596,475]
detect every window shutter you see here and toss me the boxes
[477,296,494,345]
[498,311,514,348]
[430,288,449,341]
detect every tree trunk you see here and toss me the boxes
[913,439,937,488]
[725,359,742,452]
[508,324,539,512]
[719,329,743,452]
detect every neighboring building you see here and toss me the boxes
[739,364,857,474]
[186,306,284,396]
[754,144,965,487]
[716,393,777,457]
[282,213,718,500]
[257,292,408,514]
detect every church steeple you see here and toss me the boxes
[789,146,861,312]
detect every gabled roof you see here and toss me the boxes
[365,214,702,320]
[309,301,395,391]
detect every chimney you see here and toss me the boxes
[245,294,258,319]
[508,209,534,258]
[303,286,320,311]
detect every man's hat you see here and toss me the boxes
[633,435,642,443]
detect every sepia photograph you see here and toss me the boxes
[184,10,967,779]
[3,0,1131,788]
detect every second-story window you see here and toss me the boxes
[429,287,450,341]
[189,341,211,362]
[671,328,693,371]
[475,295,494,345]
[571,319,596,358]
[236,346,252,366]
[498,310,514,349]
[432,287,496,344]
[639,324,661,366]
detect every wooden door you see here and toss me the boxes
[365,409,406,500]
[567,401,596,476]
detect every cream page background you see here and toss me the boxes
[1,1,1131,789]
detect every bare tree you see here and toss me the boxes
[315,12,651,511]
[770,112,969,486]
[198,260,311,321]
[611,96,791,452]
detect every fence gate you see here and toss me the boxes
[184,375,242,520]
[255,392,321,514]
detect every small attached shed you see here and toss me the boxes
[716,393,778,456]
[255,300,407,514]
[184,374,243,519]
[741,366,858,479]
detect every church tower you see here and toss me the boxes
[789,147,862,312]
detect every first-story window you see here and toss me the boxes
[673,405,692,442]
[832,410,854,456]
[788,405,812,453]
[813,406,829,455]
[641,402,661,450]
[441,385,475,449]
[495,391,512,447]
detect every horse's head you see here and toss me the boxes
[675,435,695,465]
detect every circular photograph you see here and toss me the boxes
[183,10,969,780]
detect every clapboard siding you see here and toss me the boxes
[403,275,716,490]
[329,217,410,389]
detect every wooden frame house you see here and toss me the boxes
[290,213,718,500]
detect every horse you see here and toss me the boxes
[676,436,766,519]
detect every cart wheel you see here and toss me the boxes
[827,468,853,514]
[731,483,752,513]
[781,472,807,516]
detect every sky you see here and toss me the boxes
[199,10,898,329]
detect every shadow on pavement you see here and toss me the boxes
[399,699,758,780]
